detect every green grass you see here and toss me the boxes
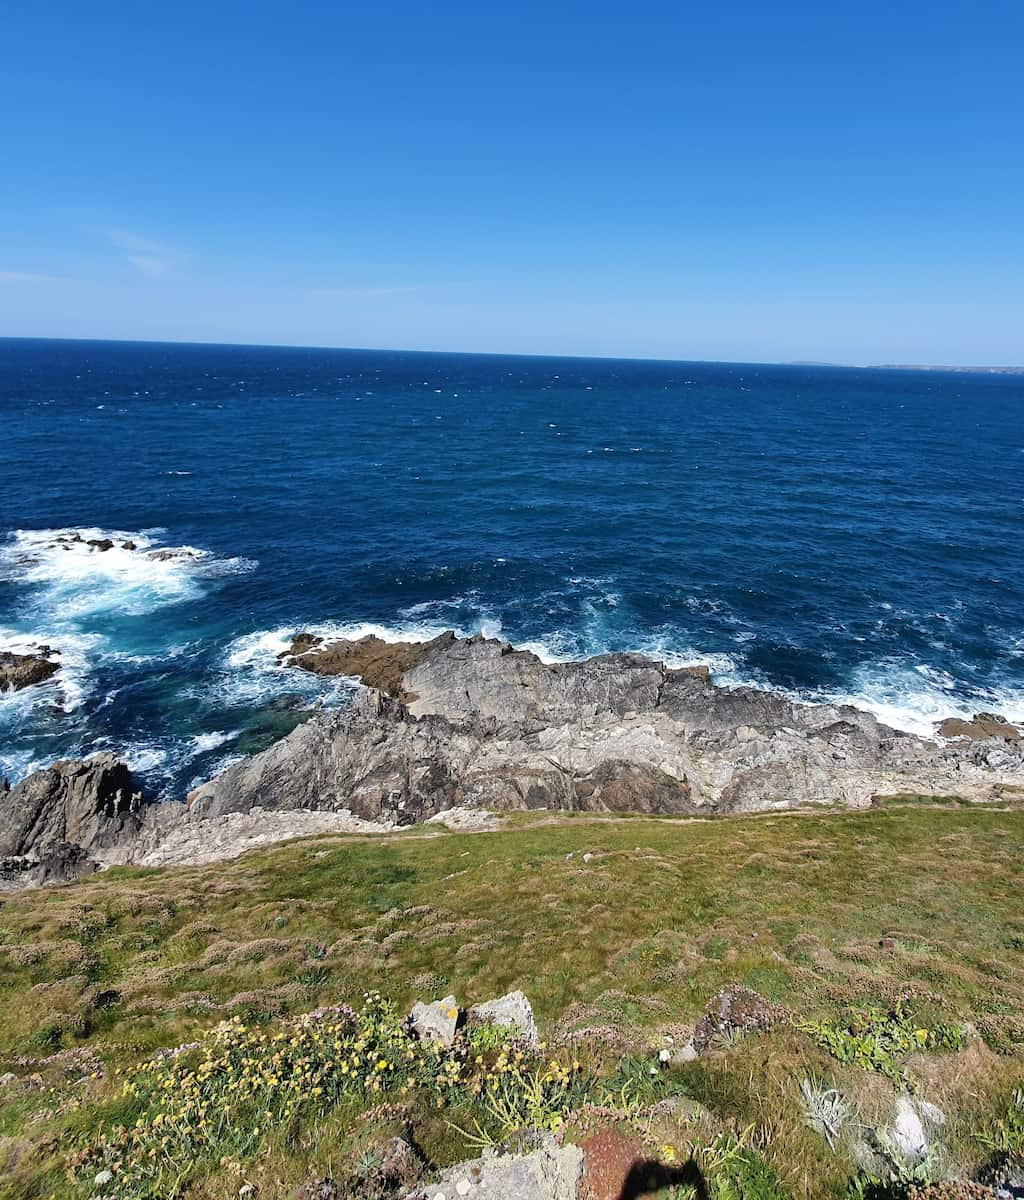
[1,803,1024,1197]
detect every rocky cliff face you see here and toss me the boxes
[0,753,145,886]
[190,634,1024,822]
[4,634,1023,885]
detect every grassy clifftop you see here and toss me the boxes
[2,801,1024,1198]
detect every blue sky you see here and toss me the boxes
[2,1,1022,364]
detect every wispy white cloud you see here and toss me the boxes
[0,269,71,285]
[126,254,172,279]
[88,226,180,278]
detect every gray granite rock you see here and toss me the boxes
[190,634,1024,824]
[416,1134,583,1200]
[410,995,460,1046]
[7,634,1024,886]
[468,991,539,1048]
[0,753,143,860]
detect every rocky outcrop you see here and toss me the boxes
[7,634,1024,887]
[938,712,1021,741]
[190,634,1024,824]
[277,631,455,702]
[0,753,143,862]
[0,842,100,888]
[0,647,59,692]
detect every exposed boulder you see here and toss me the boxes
[413,1133,584,1200]
[888,1095,945,1164]
[579,1127,672,1200]
[468,990,539,1048]
[410,994,460,1046]
[0,648,59,692]
[0,753,143,861]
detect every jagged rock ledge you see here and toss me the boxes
[2,633,1023,887]
[0,646,61,692]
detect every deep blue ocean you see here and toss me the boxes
[2,337,1022,797]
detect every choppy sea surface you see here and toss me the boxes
[2,337,1022,797]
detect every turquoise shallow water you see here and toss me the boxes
[1,337,1022,796]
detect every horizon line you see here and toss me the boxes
[1,333,1022,376]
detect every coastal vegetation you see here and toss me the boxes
[2,800,1024,1197]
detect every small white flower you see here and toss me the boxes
[94,1170,114,1186]
[658,1048,671,1064]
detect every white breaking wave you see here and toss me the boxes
[0,527,255,621]
[800,659,1024,739]
[0,626,102,713]
[0,527,258,785]
[190,730,238,755]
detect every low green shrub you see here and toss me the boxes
[797,999,966,1086]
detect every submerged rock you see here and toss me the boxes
[233,694,314,757]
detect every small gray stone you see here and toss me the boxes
[889,1095,945,1163]
[669,1039,698,1064]
[410,995,460,1046]
[468,990,539,1048]
[0,1072,17,1087]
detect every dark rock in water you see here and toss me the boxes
[286,632,323,654]
[121,540,137,550]
[278,631,456,702]
[86,538,114,552]
[0,649,60,693]
[146,548,198,562]
[0,753,144,861]
[938,713,1021,741]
